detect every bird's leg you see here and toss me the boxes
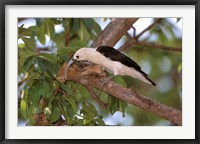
[106,75,115,82]
[101,75,115,88]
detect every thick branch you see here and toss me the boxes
[18,18,28,23]
[56,63,182,126]
[91,18,138,47]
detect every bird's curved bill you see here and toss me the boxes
[65,58,75,80]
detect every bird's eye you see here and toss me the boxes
[76,55,79,59]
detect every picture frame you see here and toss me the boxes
[0,0,199,143]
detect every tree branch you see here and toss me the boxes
[91,18,138,47]
[135,18,161,39]
[18,18,29,23]
[136,41,182,52]
[18,73,29,87]
[56,63,182,126]
[118,19,161,51]
[85,85,108,109]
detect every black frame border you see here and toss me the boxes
[0,0,199,144]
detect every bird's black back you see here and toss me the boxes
[96,46,148,76]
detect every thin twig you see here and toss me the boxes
[18,73,29,87]
[118,18,162,51]
[118,39,137,51]
[135,18,162,39]
[125,32,132,40]
[136,41,182,52]
[85,85,108,109]
[132,26,136,38]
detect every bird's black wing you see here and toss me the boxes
[96,46,148,76]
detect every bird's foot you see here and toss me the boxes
[100,75,115,88]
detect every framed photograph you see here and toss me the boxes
[1,0,199,143]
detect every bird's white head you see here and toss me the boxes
[65,48,95,79]
[72,48,89,61]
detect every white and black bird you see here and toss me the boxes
[65,46,156,86]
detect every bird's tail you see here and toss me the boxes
[126,67,156,86]
[144,76,156,86]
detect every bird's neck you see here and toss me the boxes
[85,50,104,64]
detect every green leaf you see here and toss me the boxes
[99,91,109,103]
[43,58,58,75]
[119,100,127,117]
[64,96,77,113]
[18,27,32,38]
[27,107,35,125]
[28,84,41,104]
[46,19,56,39]
[52,32,65,48]
[21,37,36,51]
[36,57,46,73]
[18,49,34,74]
[82,102,98,120]
[37,53,57,64]
[81,18,94,32]
[113,76,127,87]
[94,117,105,126]
[26,72,40,87]
[57,48,69,55]
[93,22,102,35]
[78,86,89,99]
[71,18,80,34]
[27,26,38,32]
[69,39,87,48]
[20,100,28,119]
[41,80,52,98]
[37,22,47,45]
[77,119,84,126]
[32,103,42,114]
[23,56,35,71]
[57,81,70,93]
[78,21,90,41]
[50,106,60,123]
[81,18,102,36]
[58,100,74,125]
[178,63,182,73]
[36,56,58,76]
[18,43,25,49]
[109,97,119,115]
[106,90,127,117]
[48,18,62,25]
[61,55,70,63]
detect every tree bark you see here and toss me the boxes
[91,18,138,47]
